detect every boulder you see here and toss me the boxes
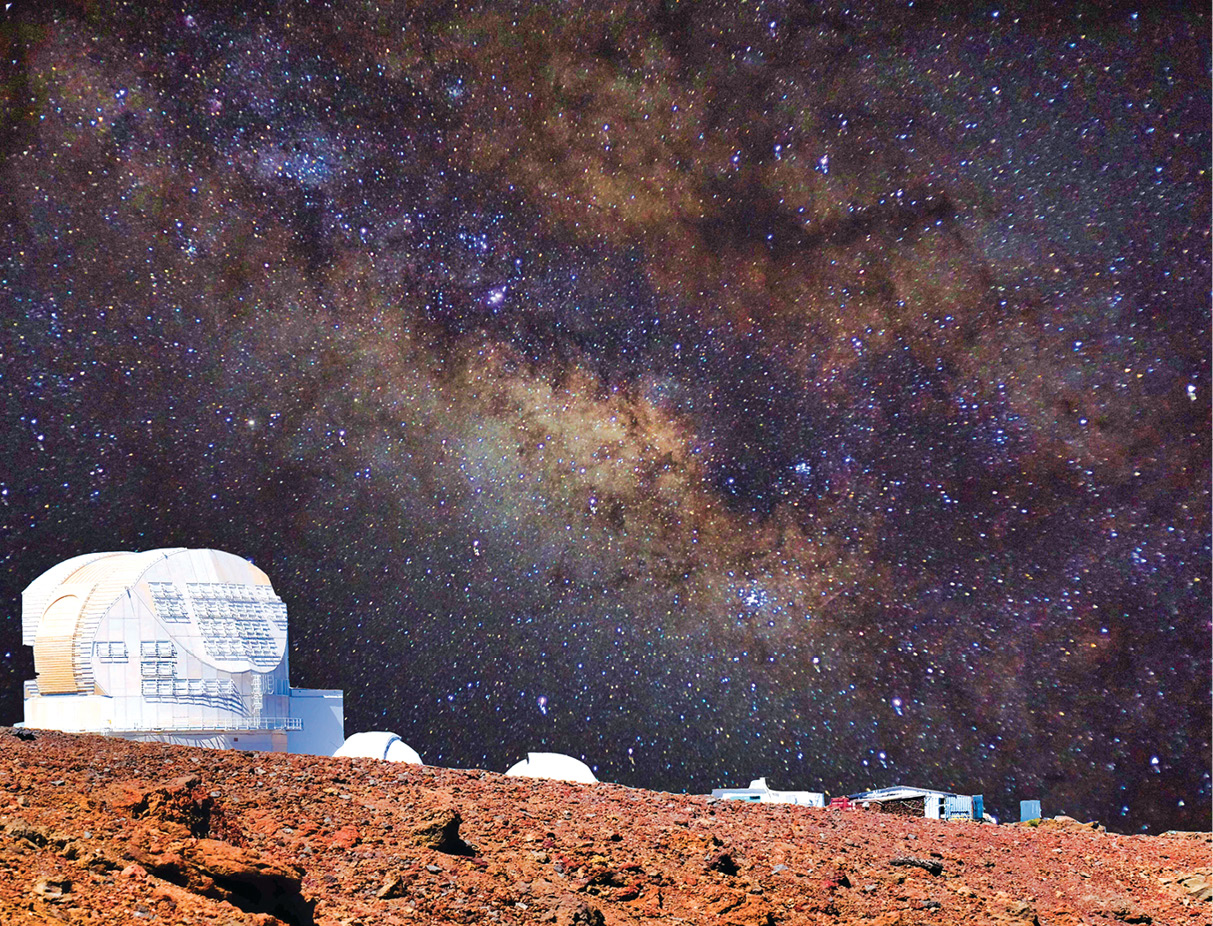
[707,849,740,875]
[412,807,474,855]
[555,894,605,926]
[31,876,71,902]
[129,837,313,925]
[98,775,213,836]
[890,856,944,876]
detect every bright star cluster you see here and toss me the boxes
[0,1,1207,833]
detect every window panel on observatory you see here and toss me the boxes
[95,641,128,662]
[142,678,176,698]
[185,582,282,669]
[147,582,191,622]
[141,676,241,707]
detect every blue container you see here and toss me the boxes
[973,794,984,821]
[943,795,973,819]
[1020,799,1042,822]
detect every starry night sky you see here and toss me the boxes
[1,0,1208,833]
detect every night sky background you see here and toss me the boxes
[1,0,1208,834]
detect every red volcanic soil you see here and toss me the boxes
[0,729,1207,926]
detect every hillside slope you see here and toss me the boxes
[0,729,1207,925]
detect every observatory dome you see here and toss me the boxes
[334,731,422,764]
[505,752,598,784]
[20,548,343,755]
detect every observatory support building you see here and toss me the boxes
[19,548,343,755]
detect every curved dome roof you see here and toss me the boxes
[505,752,598,784]
[333,731,422,764]
[21,552,139,646]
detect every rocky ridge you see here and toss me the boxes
[0,729,1207,925]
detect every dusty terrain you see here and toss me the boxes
[0,729,1207,926]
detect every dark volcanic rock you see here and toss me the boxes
[707,848,740,875]
[890,855,945,876]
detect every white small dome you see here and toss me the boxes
[333,731,422,764]
[505,752,597,784]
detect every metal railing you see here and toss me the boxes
[100,717,303,734]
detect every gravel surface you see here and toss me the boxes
[0,729,1207,925]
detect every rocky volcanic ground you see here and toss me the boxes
[0,730,1207,926]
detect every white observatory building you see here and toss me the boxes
[505,752,598,784]
[20,548,343,755]
[334,731,423,764]
[711,777,825,807]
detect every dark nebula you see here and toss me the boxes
[0,1,1207,833]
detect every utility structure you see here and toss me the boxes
[1020,800,1042,822]
[712,777,826,807]
[20,548,343,754]
[847,785,985,821]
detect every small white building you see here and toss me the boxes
[712,777,826,807]
[20,548,343,755]
[334,731,422,764]
[505,752,598,784]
